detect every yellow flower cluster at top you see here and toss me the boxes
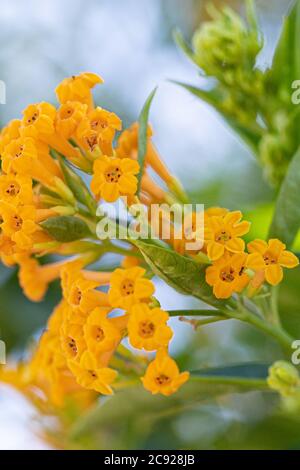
[0,72,298,408]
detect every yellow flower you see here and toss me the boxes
[116,123,173,184]
[55,101,88,139]
[142,349,189,396]
[0,173,33,205]
[16,256,69,302]
[205,210,250,261]
[61,262,110,313]
[247,238,299,286]
[91,155,139,202]
[83,307,123,357]
[206,252,250,299]
[55,72,103,108]
[109,267,155,309]
[0,119,21,154]
[127,303,173,351]
[21,102,56,138]
[2,137,57,187]
[61,321,86,362]
[0,202,39,250]
[68,351,117,395]
[76,106,122,155]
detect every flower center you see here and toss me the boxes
[104,166,122,184]
[85,133,98,150]
[138,321,155,338]
[70,286,82,305]
[88,370,98,379]
[91,118,107,131]
[155,374,171,386]
[26,111,39,125]
[5,183,20,197]
[263,252,277,265]
[91,326,105,342]
[220,267,235,282]
[66,337,78,358]
[216,230,231,243]
[121,279,135,296]
[60,105,74,120]
[13,215,23,230]
[14,145,24,158]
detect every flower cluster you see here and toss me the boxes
[0,71,298,414]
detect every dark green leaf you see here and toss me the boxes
[269,147,300,247]
[137,87,157,192]
[40,215,91,242]
[133,240,226,309]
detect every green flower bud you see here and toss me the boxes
[267,361,300,397]
[192,4,262,81]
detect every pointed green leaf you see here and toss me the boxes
[173,28,198,65]
[133,239,226,309]
[137,87,157,193]
[173,80,261,155]
[270,1,300,87]
[269,147,300,247]
[40,215,91,242]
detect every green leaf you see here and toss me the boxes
[172,80,261,155]
[137,87,157,193]
[40,215,91,242]
[269,147,300,247]
[59,158,96,212]
[270,0,300,88]
[173,28,198,65]
[133,239,226,309]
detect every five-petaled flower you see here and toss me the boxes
[142,349,189,396]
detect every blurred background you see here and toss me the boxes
[0,0,299,450]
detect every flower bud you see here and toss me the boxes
[267,361,300,397]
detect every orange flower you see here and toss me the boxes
[61,263,110,313]
[91,156,139,202]
[206,252,251,299]
[16,256,69,302]
[0,202,39,250]
[76,107,122,155]
[83,307,122,357]
[127,303,173,351]
[55,101,87,139]
[108,267,155,309]
[21,102,56,138]
[68,351,117,395]
[0,119,21,154]
[142,349,189,396]
[205,210,250,261]
[247,239,299,286]
[55,72,103,108]
[0,173,33,205]
[61,321,86,362]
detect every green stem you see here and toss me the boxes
[239,308,294,353]
[190,374,269,390]
[167,309,226,317]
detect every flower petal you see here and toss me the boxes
[265,264,283,286]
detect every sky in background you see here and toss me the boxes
[0,0,292,449]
